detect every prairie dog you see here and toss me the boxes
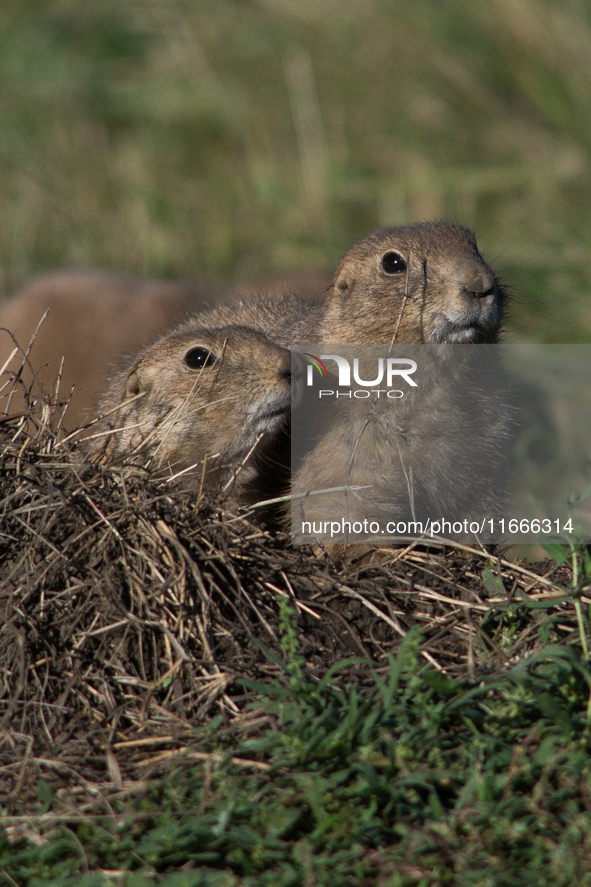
[88,324,292,507]
[186,221,505,346]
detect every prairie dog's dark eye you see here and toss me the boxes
[184,347,218,369]
[381,251,407,274]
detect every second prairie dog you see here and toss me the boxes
[186,221,505,345]
[88,324,292,507]
[0,269,329,427]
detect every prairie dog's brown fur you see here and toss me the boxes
[88,325,292,507]
[186,222,505,346]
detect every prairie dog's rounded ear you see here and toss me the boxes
[124,368,146,400]
[334,264,354,295]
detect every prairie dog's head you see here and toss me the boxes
[323,221,504,344]
[89,324,292,493]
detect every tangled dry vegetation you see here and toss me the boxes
[0,363,581,818]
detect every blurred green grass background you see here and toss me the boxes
[1,0,591,341]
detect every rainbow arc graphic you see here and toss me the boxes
[302,353,328,386]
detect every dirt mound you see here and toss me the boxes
[0,381,575,812]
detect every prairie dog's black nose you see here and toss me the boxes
[461,267,496,298]
[273,349,292,384]
[290,353,308,407]
[290,352,308,381]
[280,363,292,383]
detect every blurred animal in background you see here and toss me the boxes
[0,269,328,428]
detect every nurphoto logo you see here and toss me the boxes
[303,353,418,398]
